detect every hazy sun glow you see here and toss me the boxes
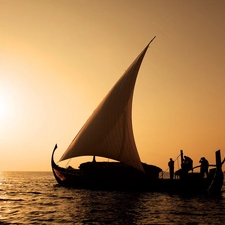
[0,95,6,119]
[0,85,13,124]
[1,0,225,171]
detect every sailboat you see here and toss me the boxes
[51,37,224,194]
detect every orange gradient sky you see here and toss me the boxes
[1,0,225,171]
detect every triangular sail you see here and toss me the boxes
[60,38,155,172]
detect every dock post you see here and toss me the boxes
[208,149,224,194]
[216,150,222,168]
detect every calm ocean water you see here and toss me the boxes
[0,172,224,225]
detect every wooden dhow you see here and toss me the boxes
[51,38,224,194]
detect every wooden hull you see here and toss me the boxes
[51,148,224,194]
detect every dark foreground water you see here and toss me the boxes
[0,172,225,225]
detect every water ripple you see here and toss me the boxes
[0,172,224,224]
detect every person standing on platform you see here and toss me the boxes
[168,158,174,179]
[199,157,209,178]
[182,155,193,173]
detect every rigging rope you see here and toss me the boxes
[160,153,181,178]
[65,158,71,168]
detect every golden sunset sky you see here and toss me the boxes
[1,0,225,171]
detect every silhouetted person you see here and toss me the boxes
[199,157,209,178]
[168,158,174,179]
[92,156,96,163]
[182,155,193,173]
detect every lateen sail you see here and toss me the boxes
[60,38,156,172]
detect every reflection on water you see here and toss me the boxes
[0,172,224,224]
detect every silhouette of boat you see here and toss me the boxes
[51,37,224,194]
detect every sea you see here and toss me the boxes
[0,172,225,225]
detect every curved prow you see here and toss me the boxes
[51,144,64,185]
[51,144,58,169]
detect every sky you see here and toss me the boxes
[1,0,225,172]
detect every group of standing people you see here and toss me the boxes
[168,155,209,179]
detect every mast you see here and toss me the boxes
[180,150,184,168]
